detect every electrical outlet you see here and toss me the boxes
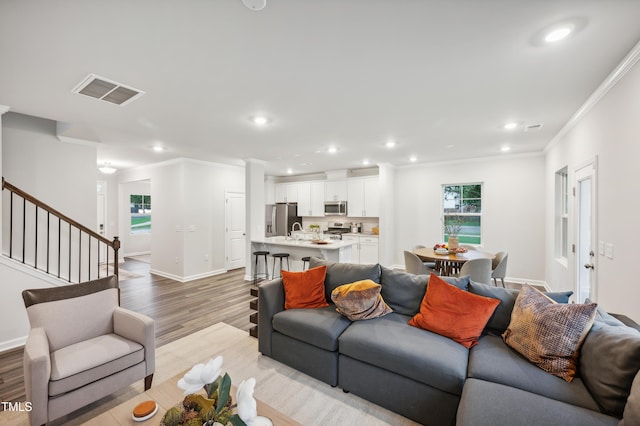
[175,257,179,264]
[188,225,196,232]
[175,225,182,232]
[204,254,209,261]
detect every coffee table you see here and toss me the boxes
[84,370,301,425]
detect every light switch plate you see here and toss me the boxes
[605,243,614,259]
[598,241,605,256]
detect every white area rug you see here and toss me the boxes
[2,323,418,426]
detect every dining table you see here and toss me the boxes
[413,247,495,276]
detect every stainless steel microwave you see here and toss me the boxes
[324,201,347,216]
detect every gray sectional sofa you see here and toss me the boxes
[257,258,640,426]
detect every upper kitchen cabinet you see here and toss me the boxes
[325,180,348,202]
[347,177,380,217]
[275,183,298,203]
[297,182,325,216]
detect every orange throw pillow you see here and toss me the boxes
[281,265,329,310]
[409,273,500,348]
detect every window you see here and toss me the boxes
[442,183,482,244]
[555,168,569,260]
[130,194,151,234]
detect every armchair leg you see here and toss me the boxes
[144,374,154,391]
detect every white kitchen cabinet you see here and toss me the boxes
[347,177,379,217]
[275,183,298,203]
[342,235,379,264]
[294,182,324,216]
[309,182,325,216]
[325,180,348,201]
[342,236,360,263]
[358,236,379,264]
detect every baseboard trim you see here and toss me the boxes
[0,335,26,353]
[505,277,550,291]
[150,268,227,283]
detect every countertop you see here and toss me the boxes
[343,233,379,237]
[252,236,358,250]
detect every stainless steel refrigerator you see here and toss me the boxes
[265,203,301,237]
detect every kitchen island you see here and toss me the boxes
[251,236,358,272]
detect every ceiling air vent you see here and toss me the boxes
[72,74,144,106]
[524,123,544,133]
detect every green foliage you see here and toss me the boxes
[161,407,182,426]
[216,373,232,414]
[229,414,248,426]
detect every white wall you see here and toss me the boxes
[183,160,244,278]
[2,113,96,228]
[1,112,98,349]
[115,158,244,281]
[119,180,152,256]
[395,154,546,282]
[545,56,640,322]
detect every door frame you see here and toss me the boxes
[573,157,598,303]
[225,191,246,270]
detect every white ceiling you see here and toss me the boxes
[2,1,640,177]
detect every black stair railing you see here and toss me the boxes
[2,178,120,285]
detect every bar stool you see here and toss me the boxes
[271,253,290,279]
[252,250,270,285]
[301,256,311,271]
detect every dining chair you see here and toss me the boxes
[404,250,437,275]
[412,245,437,270]
[456,258,492,285]
[491,251,508,287]
[460,244,477,250]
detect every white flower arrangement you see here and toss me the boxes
[161,356,271,426]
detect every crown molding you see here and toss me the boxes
[545,38,640,153]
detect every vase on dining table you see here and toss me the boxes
[448,236,459,250]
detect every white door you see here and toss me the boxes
[226,192,246,270]
[575,161,597,303]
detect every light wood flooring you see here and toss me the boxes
[0,257,254,406]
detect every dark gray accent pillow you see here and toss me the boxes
[380,267,428,316]
[467,281,573,335]
[440,275,471,291]
[621,371,640,425]
[309,257,381,302]
[590,303,627,327]
[579,322,640,418]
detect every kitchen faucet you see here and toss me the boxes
[291,222,302,232]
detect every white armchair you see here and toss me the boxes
[22,275,155,426]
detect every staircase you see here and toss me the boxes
[2,178,121,285]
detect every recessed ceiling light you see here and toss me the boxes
[503,122,518,130]
[328,146,337,154]
[250,115,270,126]
[242,0,266,11]
[287,168,293,174]
[409,155,417,162]
[385,141,396,148]
[545,27,572,43]
[362,159,370,166]
[501,146,511,152]
[300,162,312,166]
[152,146,164,153]
[445,144,455,149]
